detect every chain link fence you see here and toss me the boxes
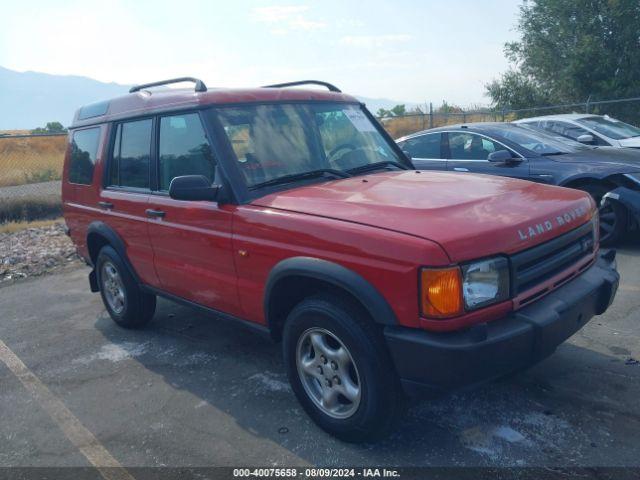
[0,133,66,223]
[378,95,640,139]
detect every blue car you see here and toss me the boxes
[397,122,640,244]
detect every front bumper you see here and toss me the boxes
[384,251,619,396]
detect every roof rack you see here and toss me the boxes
[129,77,207,93]
[262,80,341,93]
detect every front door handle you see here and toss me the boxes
[98,201,114,209]
[145,208,166,218]
[453,167,469,172]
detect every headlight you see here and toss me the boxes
[420,256,510,318]
[461,257,510,310]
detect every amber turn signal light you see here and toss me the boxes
[420,267,464,318]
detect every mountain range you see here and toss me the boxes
[0,66,417,130]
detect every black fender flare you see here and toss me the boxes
[86,221,141,290]
[264,256,398,332]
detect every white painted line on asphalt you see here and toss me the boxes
[0,339,135,480]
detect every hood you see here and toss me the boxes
[550,147,640,172]
[619,137,640,148]
[252,171,594,263]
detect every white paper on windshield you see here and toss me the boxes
[343,109,377,132]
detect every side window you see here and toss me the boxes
[448,132,502,160]
[69,127,101,184]
[109,119,152,189]
[399,133,442,158]
[159,113,216,191]
[550,121,590,141]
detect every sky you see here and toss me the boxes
[0,0,521,107]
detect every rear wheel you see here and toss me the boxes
[96,245,156,328]
[579,183,627,246]
[283,294,402,442]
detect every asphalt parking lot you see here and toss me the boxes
[1,239,639,473]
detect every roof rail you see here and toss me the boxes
[129,77,207,93]
[262,80,341,93]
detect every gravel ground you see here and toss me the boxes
[0,222,80,284]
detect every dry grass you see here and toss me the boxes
[380,113,510,138]
[0,194,62,223]
[0,135,67,187]
[0,217,63,234]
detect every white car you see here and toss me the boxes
[514,114,640,149]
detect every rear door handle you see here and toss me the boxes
[145,208,166,218]
[98,201,114,209]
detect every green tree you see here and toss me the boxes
[390,104,406,116]
[376,108,391,118]
[31,121,67,134]
[486,0,640,120]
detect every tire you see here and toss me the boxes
[282,294,402,442]
[96,245,156,329]
[579,183,627,246]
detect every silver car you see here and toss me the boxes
[514,114,640,149]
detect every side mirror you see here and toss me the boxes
[168,175,220,202]
[576,134,595,144]
[402,150,412,160]
[488,149,519,163]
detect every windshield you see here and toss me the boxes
[577,116,640,140]
[497,125,586,155]
[215,103,404,188]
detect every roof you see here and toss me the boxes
[396,122,520,141]
[71,84,359,128]
[513,113,596,122]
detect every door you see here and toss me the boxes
[445,131,530,180]
[100,118,159,287]
[146,112,241,316]
[397,132,446,170]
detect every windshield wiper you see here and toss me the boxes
[249,168,351,190]
[347,160,410,175]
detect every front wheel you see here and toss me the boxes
[579,183,627,246]
[283,294,402,442]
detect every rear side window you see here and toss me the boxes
[69,127,101,184]
[109,119,152,189]
[399,133,442,158]
[158,113,216,191]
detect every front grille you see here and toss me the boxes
[511,221,594,297]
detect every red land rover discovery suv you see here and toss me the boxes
[62,78,619,442]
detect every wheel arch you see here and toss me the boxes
[264,257,398,342]
[86,222,140,291]
[561,175,617,191]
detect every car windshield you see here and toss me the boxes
[577,116,640,140]
[214,103,404,188]
[496,125,585,155]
